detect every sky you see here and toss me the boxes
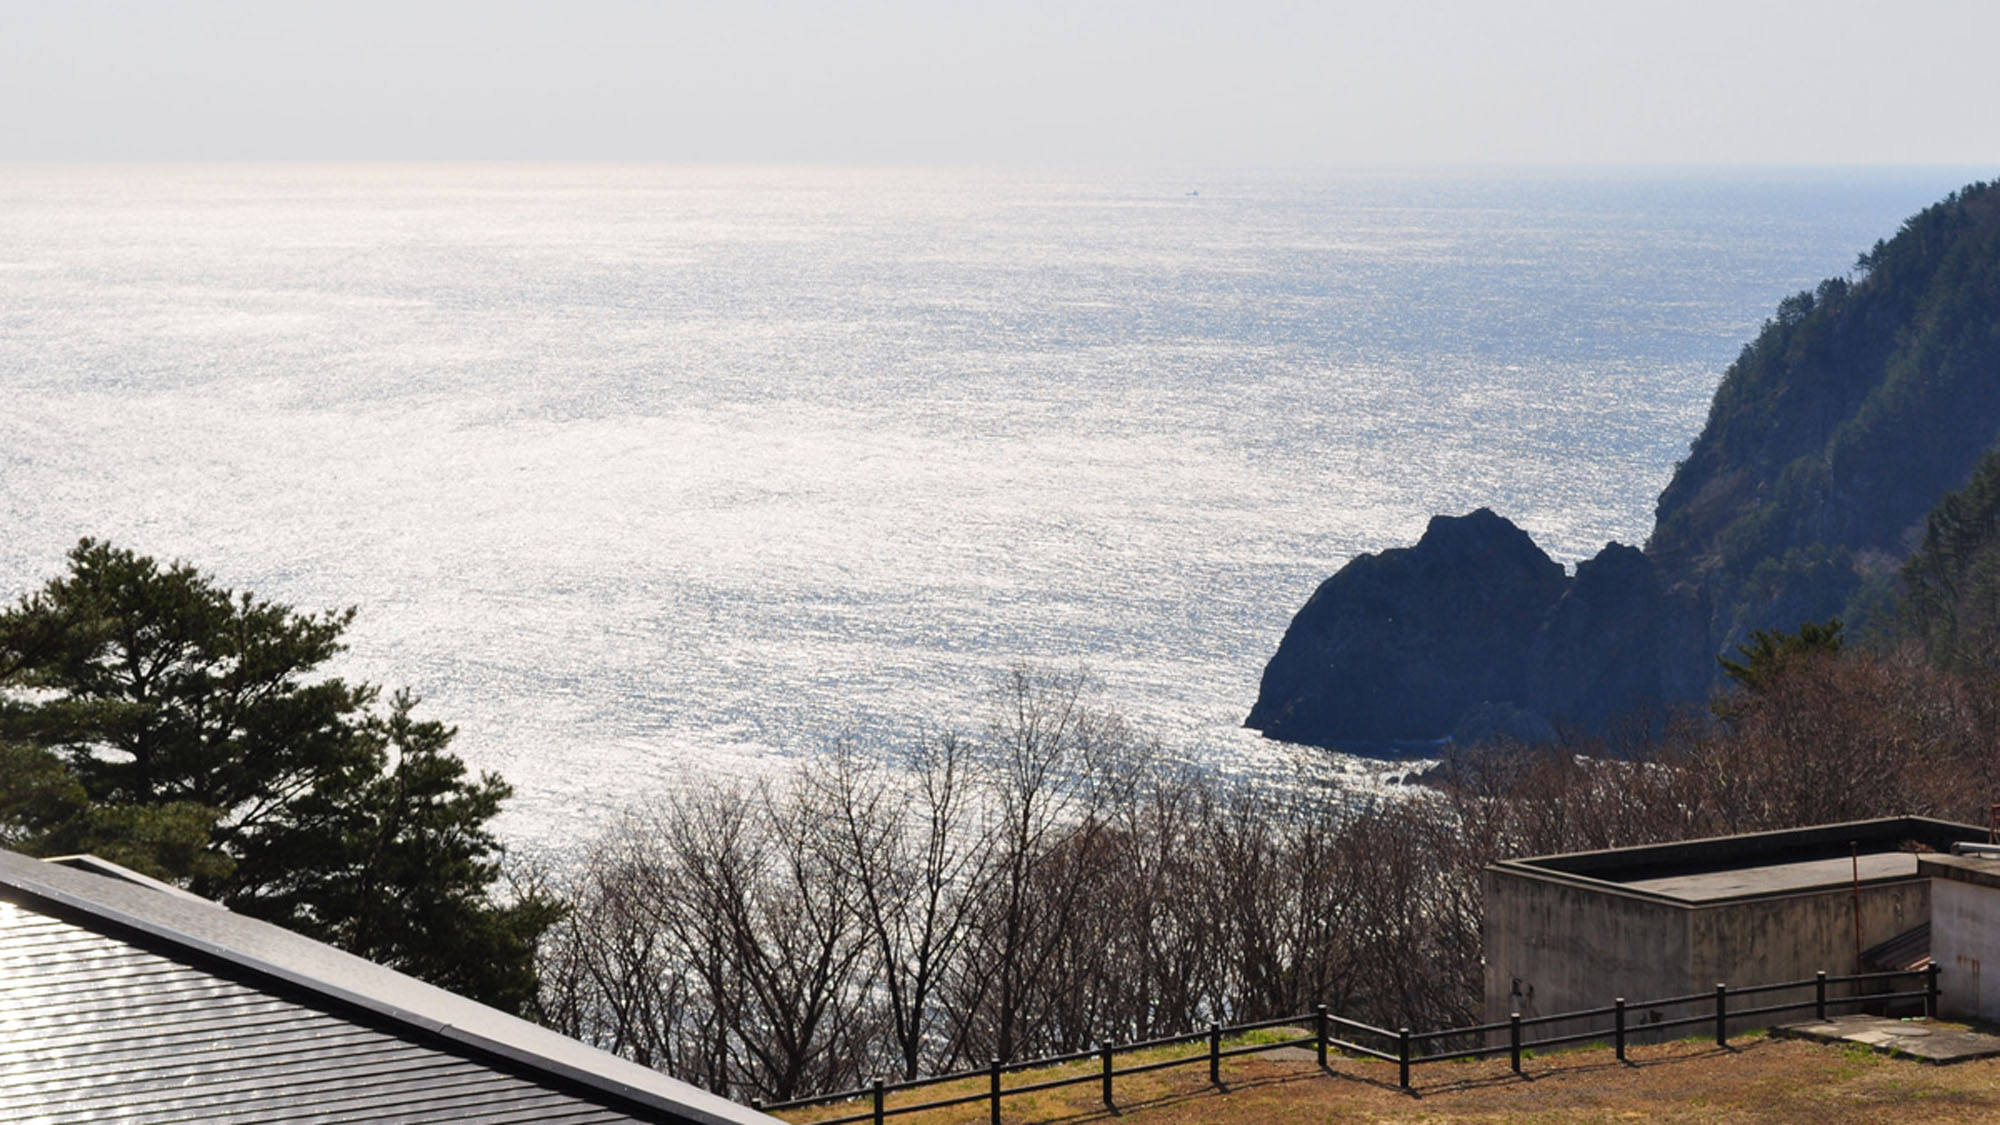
[2,0,1997,167]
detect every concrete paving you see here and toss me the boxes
[1774,1013,2000,1063]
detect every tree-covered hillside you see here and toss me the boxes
[1650,180,2000,651]
[1901,439,2000,674]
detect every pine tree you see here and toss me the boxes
[0,539,559,1014]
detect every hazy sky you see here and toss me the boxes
[4,0,1996,167]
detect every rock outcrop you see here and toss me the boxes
[1246,514,1695,745]
[1245,509,1566,744]
[1524,542,1685,735]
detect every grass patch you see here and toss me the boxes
[1833,1040,1887,1079]
[770,1031,2000,1124]
[778,1030,1319,1124]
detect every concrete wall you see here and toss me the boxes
[1931,876,2000,1021]
[1485,868,1930,1040]
[1690,879,1927,1033]
[1483,867,1690,1037]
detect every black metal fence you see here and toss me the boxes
[755,964,1940,1123]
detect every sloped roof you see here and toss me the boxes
[1861,921,1932,973]
[0,849,775,1125]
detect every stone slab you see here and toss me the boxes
[1774,1013,2000,1063]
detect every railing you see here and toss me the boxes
[756,964,1939,1122]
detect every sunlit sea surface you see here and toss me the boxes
[0,164,1983,850]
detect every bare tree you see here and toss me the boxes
[534,827,697,1071]
[660,783,878,1101]
[804,735,988,1079]
[947,665,1126,1062]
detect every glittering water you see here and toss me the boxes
[0,164,1979,846]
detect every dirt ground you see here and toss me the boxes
[778,1033,2000,1124]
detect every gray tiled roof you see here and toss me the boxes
[0,851,775,1125]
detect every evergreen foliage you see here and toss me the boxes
[1716,618,1843,694]
[0,539,559,1014]
[1648,179,2000,655]
[1899,443,2000,674]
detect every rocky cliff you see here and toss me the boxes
[1249,179,2000,747]
[1246,513,1703,746]
[1244,509,1566,743]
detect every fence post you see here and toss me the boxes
[1100,1043,1113,1110]
[1208,1022,1221,1087]
[1316,1004,1329,1070]
[1509,1011,1522,1074]
[1614,998,1626,1062]
[1714,983,1727,1048]
[1398,1028,1411,1091]
[872,1076,885,1125]
[1816,970,1827,1020]
[1927,963,1941,1019]
[989,1057,1001,1125]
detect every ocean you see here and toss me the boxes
[0,163,1982,848]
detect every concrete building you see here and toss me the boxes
[1920,850,2000,1022]
[0,847,778,1124]
[1482,816,1984,1037]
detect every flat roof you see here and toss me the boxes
[1489,816,1986,907]
[1615,851,1919,902]
[1920,852,2000,891]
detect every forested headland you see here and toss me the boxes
[1250,178,2000,748]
